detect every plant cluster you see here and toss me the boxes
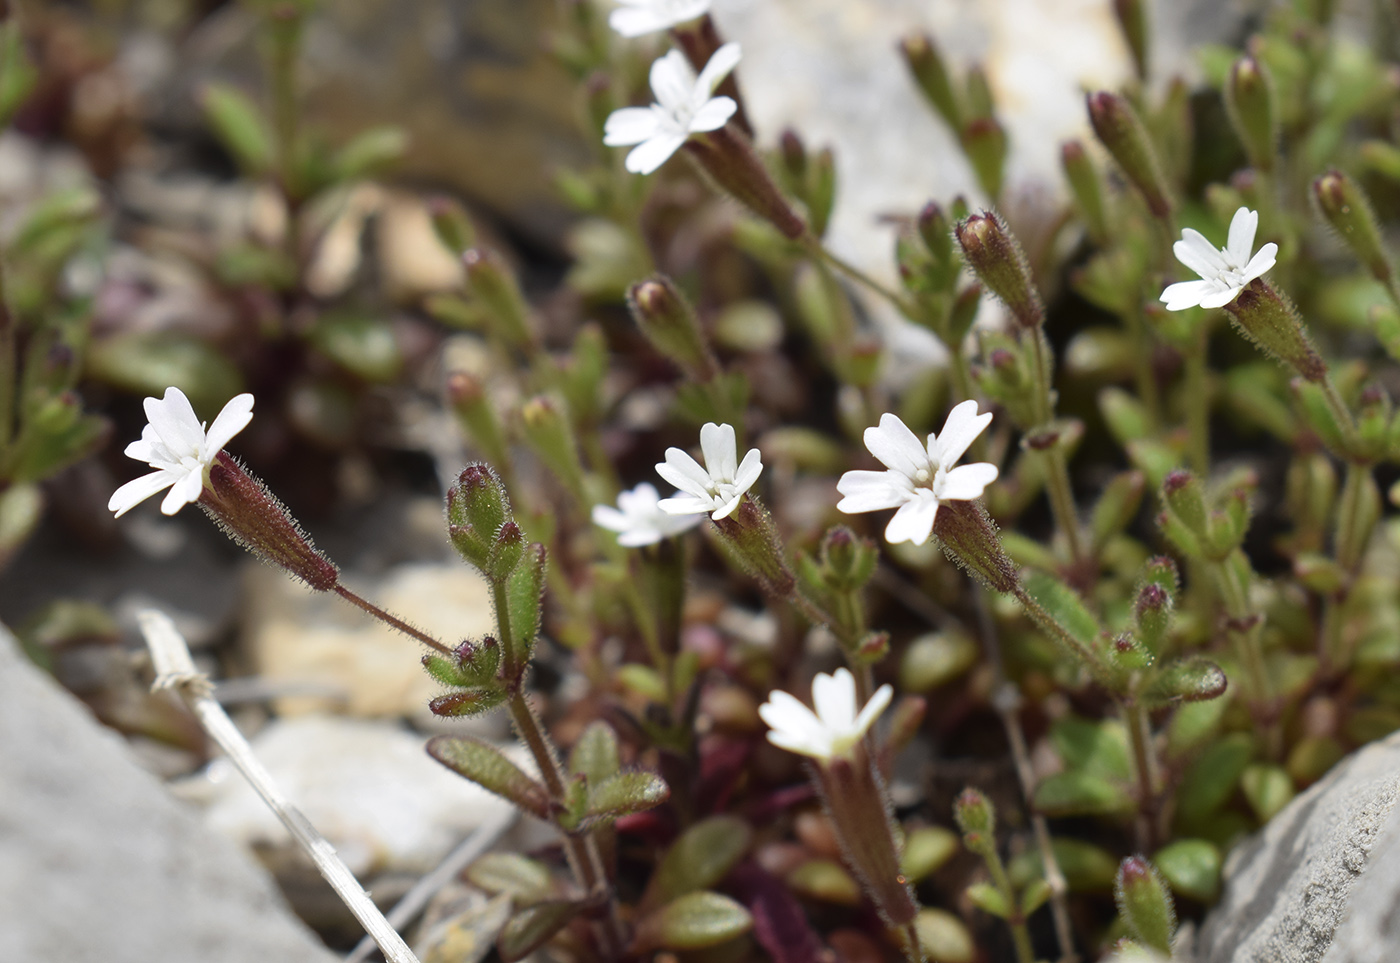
[17,0,1400,960]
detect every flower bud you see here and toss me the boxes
[1223,279,1327,382]
[448,463,512,572]
[1061,140,1108,244]
[1162,470,1208,541]
[446,371,510,469]
[900,33,961,130]
[930,499,1020,593]
[1113,0,1149,80]
[917,201,956,273]
[1115,856,1176,955]
[955,211,1043,329]
[201,452,340,591]
[953,787,995,852]
[520,395,587,502]
[807,146,837,238]
[1086,91,1172,218]
[463,248,534,348]
[963,65,995,122]
[685,129,807,239]
[1314,170,1392,283]
[1134,581,1171,655]
[961,117,1007,200]
[778,128,807,182]
[627,276,720,382]
[428,196,475,256]
[819,524,879,591]
[1226,57,1277,172]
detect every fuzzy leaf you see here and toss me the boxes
[634,892,753,952]
[1176,732,1254,823]
[1153,839,1221,903]
[1051,716,1131,781]
[467,852,555,904]
[569,720,621,786]
[1034,770,1134,817]
[426,736,552,819]
[900,826,959,882]
[1023,571,1102,647]
[649,816,753,906]
[966,881,1011,918]
[498,899,584,962]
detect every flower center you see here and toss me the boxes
[913,466,933,486]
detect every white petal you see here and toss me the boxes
[608,6,669,37]
[765,729,830,759]
[123,423,165,464]
[733,447,763,494]
[936,462,1000,501]
[836,470,911,513]
[1159,279,1215,311]
[699,423,737,482]
[1173,230,1227,279]
[812,669,857,728]
[654,512,706,539]
[688,96,736,134]
[603,107,662,146]
[618,527,665,547]
[108,469,178,517]
[204,393,254,455]
[931,400,992,469]
[591,504,630,533]
[863,413,928,478]
[159,468,205,515]
[711,490,745,520]
[695,42,741,98]
[885,494,938,545]
[625,133,687,174]
[657,493,715,516]
[650,50,696,112]
[759,690,823,739]
[144,387,204,457]
[615,482,662,514]
[1242,242,1277,283]
[1227,207,1259,266]
[1199,285,1242,310]
[851,683,893,738]
[657,447,713,497]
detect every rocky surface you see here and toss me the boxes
[0,624,337,963]
[1195,730,1400,963]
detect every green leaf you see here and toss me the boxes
[569,720,620,786]
[200,83,275,176]
[425,735,552,819]
[1021,878,1053,915]
[1240,763,1295,822]
[913,908,976,963]
[786,859,862,906]
[1010,837,1119,892]
[649,816,752,905]
[1144,657,1228,706]
[332,126,408,181]
[1176,732,1254,824]
[0,483,43,565]
[1033,770,1134,817]
[309,313,403,383]
[504,544,546,657]
[1050,716,1131,781]
[466,852,555,904]
[1153,839,1221,903]
[1023,571,1102,648]
[497,899,583,962]
[1165,692,1231,760]
[900,826,959,883]
[965,881,1011,918]
[634,892,753,952]
[88,335,244,415]
[1116,856,1177,954]
[580,770,669,828]
[899,630,979,692]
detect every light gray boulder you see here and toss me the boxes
[0,626,338,963]
[1195,730,1400,963]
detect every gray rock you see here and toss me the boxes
[1195,731,1400,963]
[1320,771,1400,963]
[0,625,337,963]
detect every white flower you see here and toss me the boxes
[758,668,893,762]
[1160,206,1278,311]
[592,482,706,546]
[655,421,761,520]
[603,44,739,175]
[108,387,254,518]
[836,402,999,546]
[609,0,710,38]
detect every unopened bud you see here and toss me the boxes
[448,463,513,572]
[900,33,961,130]
[1162,470,1208,540]
[820,525,878,590]
[961,117,1007,200]
[917,202,955,270]
[1086,91,1172,219]
[963,65,995,122]
[520,396,587,502]
[953,787,995,847]
[1113,0,1149,80]
[428,196,475,256]
[463,248,534,348]
[684,128,807,239]
[1226,57,1277,172]
[1115,856,1176,955]
[779,128,807,182]
[1134,581,1171,654]
[201,452,340,591]
[627,276,720,381]
[1223,279,1327,382]
[446,371,510,470]
[807,146,837,238]
[1061,139,1108,243]
[1314,170,1392,283]
[955,211,1043,329]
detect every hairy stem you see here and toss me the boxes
[332,585,453,655]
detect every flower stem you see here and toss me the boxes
[1319,374,1361,454]
[1124,697,1162,852]
[1026,329,1087,568]
[806,239,920,319]
[1011,585,1113,689]
[332,585,454,656]
[1184,325,1210,475]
